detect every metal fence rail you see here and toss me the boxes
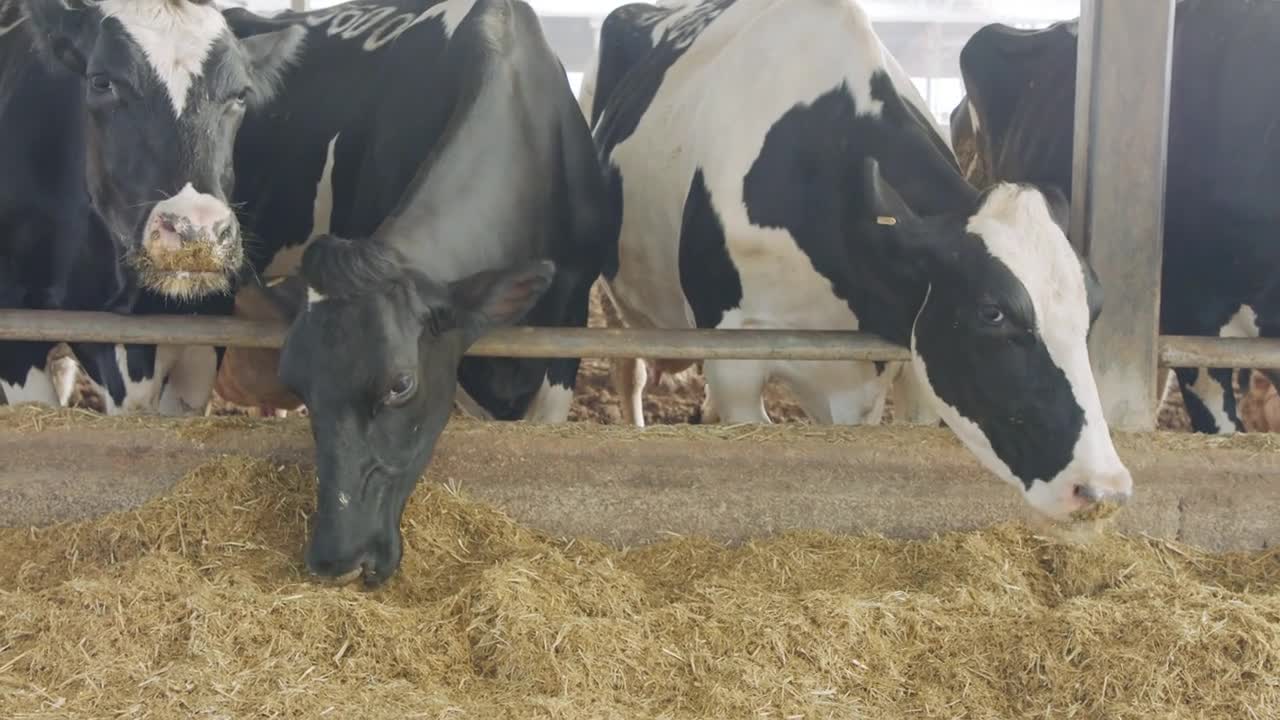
[2,309,1278,368]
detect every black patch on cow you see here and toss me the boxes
[600,167,624,281]
[678,169,741,329]
[0,341,55,389]
[741,82,955,347]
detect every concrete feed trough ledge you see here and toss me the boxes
[0,407,1276,552]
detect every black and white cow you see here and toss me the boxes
[951,0,1280,435]
[18,0,303,298]
[582,0,1132,520]
[0,0,301,411]
[234,0,606,585]
[3,0,600,426]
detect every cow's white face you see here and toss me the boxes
[864,161,1132,521]
[21,0,304,299]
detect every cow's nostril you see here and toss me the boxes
[1073,483,1098,502]
[160,217,176,233]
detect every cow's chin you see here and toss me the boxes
[137,268,235,300]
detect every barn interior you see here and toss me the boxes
[1,0,1278,718]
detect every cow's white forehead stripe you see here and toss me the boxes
[100,0,226,115]
[965,186,1090,338]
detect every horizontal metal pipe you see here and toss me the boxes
[1156,336,1280,370]
[1,309,1278,367]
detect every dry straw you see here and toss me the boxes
[0,408,1277,718]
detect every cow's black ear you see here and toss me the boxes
[448,260,556,345]
[860,157,936,268]
[239,24,306,106]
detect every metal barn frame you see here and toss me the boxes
[2,0,1277,432]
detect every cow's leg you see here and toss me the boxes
[0,341,60,406]
[612,357,648,427]
[889,361,942,426]
[515,262,596,425]
[158,345,219,416]
[702,358,770,424]
[597,280,657,427]
[72,343,164,415]
[1175,367,1242,435]
[46,343,81,407]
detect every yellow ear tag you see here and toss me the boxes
[876,216,897,226]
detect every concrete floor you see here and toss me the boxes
[1,409,1277,552]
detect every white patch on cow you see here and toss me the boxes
[157,345,218,416]
[306,286,327,305]
[410,0,476,38]
[305,0,479,51]
[265,133,340,277]
[523,376,573,423]
[0,367,59,406]
[603,0,896,429]
[916,185,1130,516]
[1221,304,1260,338]
[100,0,227,115]
[967,100,981,134]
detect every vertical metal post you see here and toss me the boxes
[291,0,309,12]
[1069,0,1175,431]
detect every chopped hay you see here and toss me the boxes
[1,447,1278,718]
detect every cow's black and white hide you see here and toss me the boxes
[582,0,1132,520]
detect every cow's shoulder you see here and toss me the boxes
[592,0,737,153]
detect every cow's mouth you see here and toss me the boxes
[131,244,241,299]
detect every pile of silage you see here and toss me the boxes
[0,419,1278,718]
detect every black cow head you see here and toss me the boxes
[862,158,1132,521]
[953,20,1080,193]
[21,0,304,299]
[274,234,554,586]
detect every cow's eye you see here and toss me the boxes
[978,304,1005,326]
[88,74,113,94]
[232,87,250,105]
[383,373,417,407]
